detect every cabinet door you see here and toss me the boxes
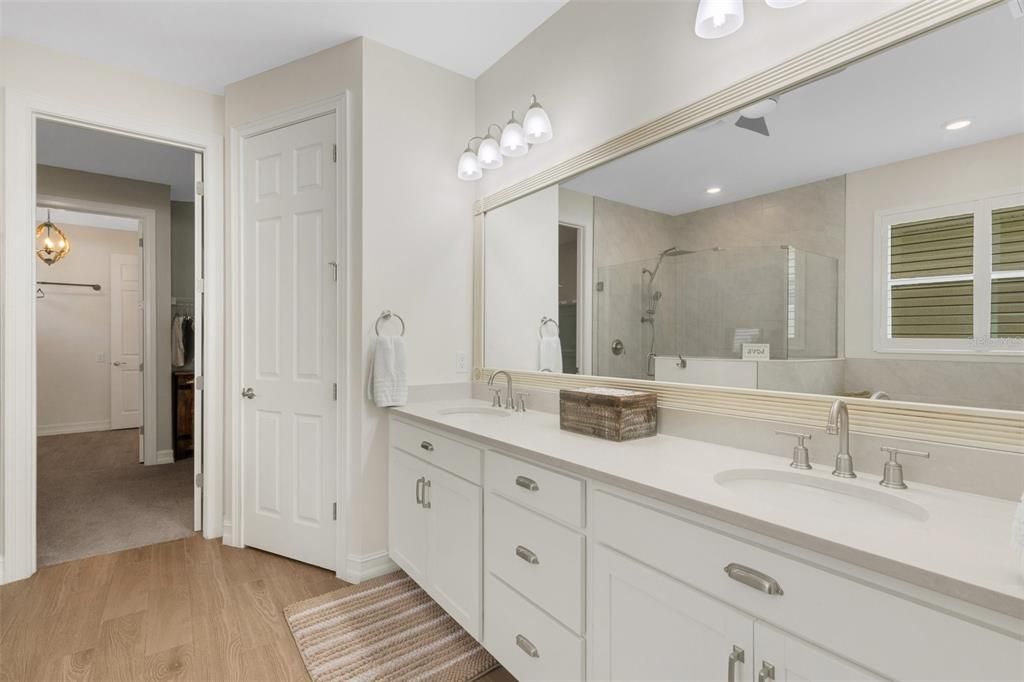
[426,465,482,638]
[753,622,885,682]
[388,448,429,584]
[591,544,754,682]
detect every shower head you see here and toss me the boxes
[647,246,692,282]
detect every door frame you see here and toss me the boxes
[1,90,225,584]
[36,194,157,463]
[228,94,351,577]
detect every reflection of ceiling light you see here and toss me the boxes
[739,98,778,118]
[706,187,722,195]
[944,119,972,131]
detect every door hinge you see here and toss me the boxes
[138,237,144,248]
[332,502,337,520]
[332,383,338,400]
[195,375,205,391]
[138,362,144,371]
[195,472,204,488]
[198,278,205,294]
[195,180,205,196]
[140,424,144,436]
[332,144,337,163]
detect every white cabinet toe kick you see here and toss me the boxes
[388,413,1023,682]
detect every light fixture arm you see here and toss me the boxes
[486,123,503,138]
[464,135,485,152]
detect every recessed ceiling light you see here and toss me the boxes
[706,187,722,195]
[944,119,971,131]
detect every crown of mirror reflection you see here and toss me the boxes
[695,0,806,40]
[457,95,552,181]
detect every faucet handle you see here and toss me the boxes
[879,446,930,489]
[775,430,812,470]
[491,388,503,408]
[515,392,529,413]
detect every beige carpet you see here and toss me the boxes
[285,571,499,682]
[37,428,194,566]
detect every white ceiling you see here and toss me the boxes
[565,6,1024,216]
[0,1,567,93]
[37,120,197,200]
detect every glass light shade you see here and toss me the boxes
[694,0,744,39]
[457,149,482,181]
[477,135,503,170]
[523,100,553,144]
[35,219,71,266]
[499,116,529,157]
[765,0,806,7]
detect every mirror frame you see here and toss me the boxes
[473,0,1022,453]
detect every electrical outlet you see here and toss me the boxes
[455,351,469,374]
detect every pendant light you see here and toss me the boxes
[35,210,71,266]
[477,124,504,170]
[694,0,744,39]
[523,95,553,145]
[765,0,806,7]
[499,111,529,158]
[457,137,484,181]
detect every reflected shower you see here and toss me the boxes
[642,246,692,377]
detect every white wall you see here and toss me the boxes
[845,134,1024,360]
[36,224,138,435]
[37,166,174,452]
[485,185,559,370]
[473,0,906,197]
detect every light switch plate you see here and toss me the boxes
[455,351,469,373]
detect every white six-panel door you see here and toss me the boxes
[109,253,143,431]
[241,113,338,569]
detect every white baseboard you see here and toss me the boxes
[155,449,175,465]
[221,518,242,547]
[0,556,4,585]
[345,551,399,583]
[37,420,111,437]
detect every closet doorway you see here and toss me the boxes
[33,120,205,566]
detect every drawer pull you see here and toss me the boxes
[423,479,432,509]
[727,645,745,682]
[515,475,539,492]
[758,661,775,682]
[515,634,539,658]
[415,477,424,505]
[420,441,434,452]
[514,545,540,565]
[724,563,784,596]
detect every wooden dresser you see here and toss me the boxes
[173,370,194,460]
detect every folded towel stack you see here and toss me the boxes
[367,335,408,407]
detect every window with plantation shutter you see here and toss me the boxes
[876,193,1024,354]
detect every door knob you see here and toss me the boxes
[241,387,256,399]
[112,361,124,366]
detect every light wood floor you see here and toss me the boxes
[0,536,516,681]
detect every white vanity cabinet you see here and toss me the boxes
[387,419,483,638]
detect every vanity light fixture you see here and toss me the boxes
[944,119,972,131]
[477,125,504,170]
[499,111,529,157]
[523,95,553,144]
[694,0,744,40]
[706,186,723,195]
[457,137,484,182]
[765,0,807,8]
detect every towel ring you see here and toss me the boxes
[375,310,406,337]
[538,316,559,338]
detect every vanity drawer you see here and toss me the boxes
[484,574,584,682]
[391,419,481,484]
[485,492,585,633]
[593,488,1023,682]
[485,450,584,527]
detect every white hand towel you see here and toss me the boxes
[1012,492,1024,577]
[539,335,563,373]
[171,316,185,368]
[367,335,408,407]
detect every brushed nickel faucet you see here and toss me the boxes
[826,399,856,478]
[488,370,514,410]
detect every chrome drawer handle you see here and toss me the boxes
[415,477,424,505]
[515,545,540,565]
[420,441,434,452]
[758,661,776,682]
[724,563,784,595]
[515,475,539,492]
[515,634,539,658]
[422,479,432,509]
[728,645,745,682]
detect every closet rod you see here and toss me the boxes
[37,281,101,291]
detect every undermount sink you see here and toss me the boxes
[437,406,512,418]
[714,468,929,522]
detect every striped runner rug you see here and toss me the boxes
[284,571,498,682]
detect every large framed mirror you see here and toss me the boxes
[476,1,1023,447]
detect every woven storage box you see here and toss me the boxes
[559,387,657,442]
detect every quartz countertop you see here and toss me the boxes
[393,399,1024,620]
